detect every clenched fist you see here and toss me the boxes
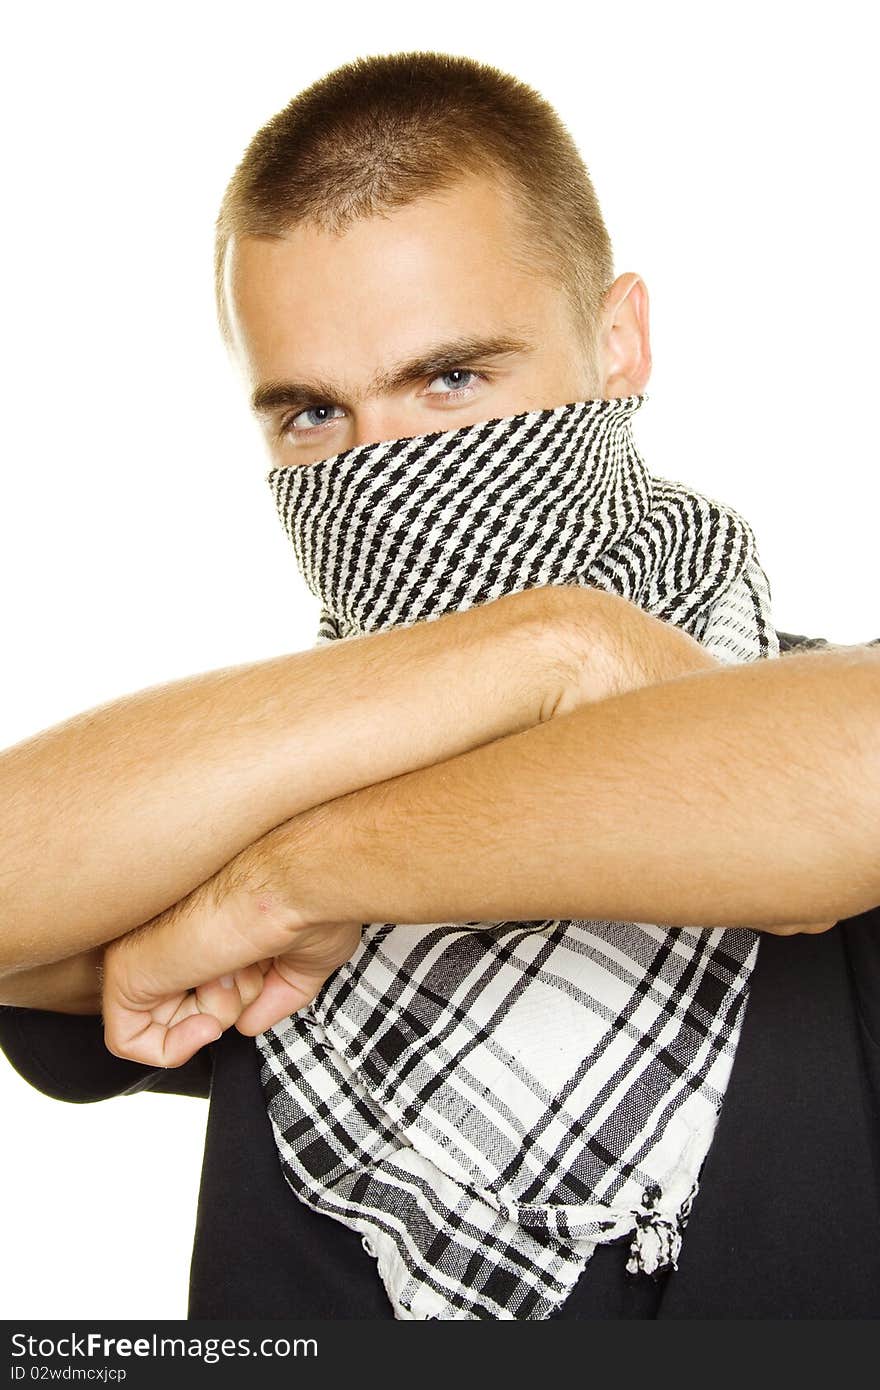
[100,857,363,1068]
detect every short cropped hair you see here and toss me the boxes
[214,50,615,356]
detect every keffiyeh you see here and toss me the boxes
[256,394,779,1319]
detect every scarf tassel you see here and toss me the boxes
[624,1181,697,1278]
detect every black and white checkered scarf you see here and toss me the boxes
[256,394,779,1320]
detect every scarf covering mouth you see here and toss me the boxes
[257,394,778,1320]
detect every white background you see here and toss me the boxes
[1,0,877,1320]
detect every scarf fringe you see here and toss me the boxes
[626,1180,698,1277]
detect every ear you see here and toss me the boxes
[595,272,652,397]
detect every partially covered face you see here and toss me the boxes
[222,171,604,470]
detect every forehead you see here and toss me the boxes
[223,174,566,388]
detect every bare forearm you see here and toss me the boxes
[289,643,880,930]
[94,637,879,1059]
[0,586,578,973]
[0,947,104,1014]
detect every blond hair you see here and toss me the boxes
[215,51,614,355]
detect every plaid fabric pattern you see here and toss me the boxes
[257,394,779,1319]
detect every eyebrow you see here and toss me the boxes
[249,334,533,418]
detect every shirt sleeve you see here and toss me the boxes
[0,1004,212,1103]
[843,905,880,1037]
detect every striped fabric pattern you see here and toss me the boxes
[257,394,779,1320]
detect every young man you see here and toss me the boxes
[2,52,879,1320]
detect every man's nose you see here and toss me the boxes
[350,404,421,448]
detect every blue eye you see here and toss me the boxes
[290,404,344,431]
[426,370,478,395]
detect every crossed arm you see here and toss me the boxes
[2,584,878,1066]
[0,584,581,986]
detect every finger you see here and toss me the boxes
[235,963,267,1007]
[149,992,199,1028]
[234,926,361,1034]
[234,965,322,1036]
[194,962,268,1021]
[194,975,245,1030]
[105,1006,223,1068]
[761,919,837,936]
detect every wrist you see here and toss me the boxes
[562,588,722,702]
[502,583,616,716]
[432,584,593,730]
[262,799,365,931]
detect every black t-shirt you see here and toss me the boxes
[3,629,880,1319]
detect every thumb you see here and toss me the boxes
[234,964,323,1035]
[235,922,364,1035]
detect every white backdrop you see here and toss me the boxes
[1,0,877,1321]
